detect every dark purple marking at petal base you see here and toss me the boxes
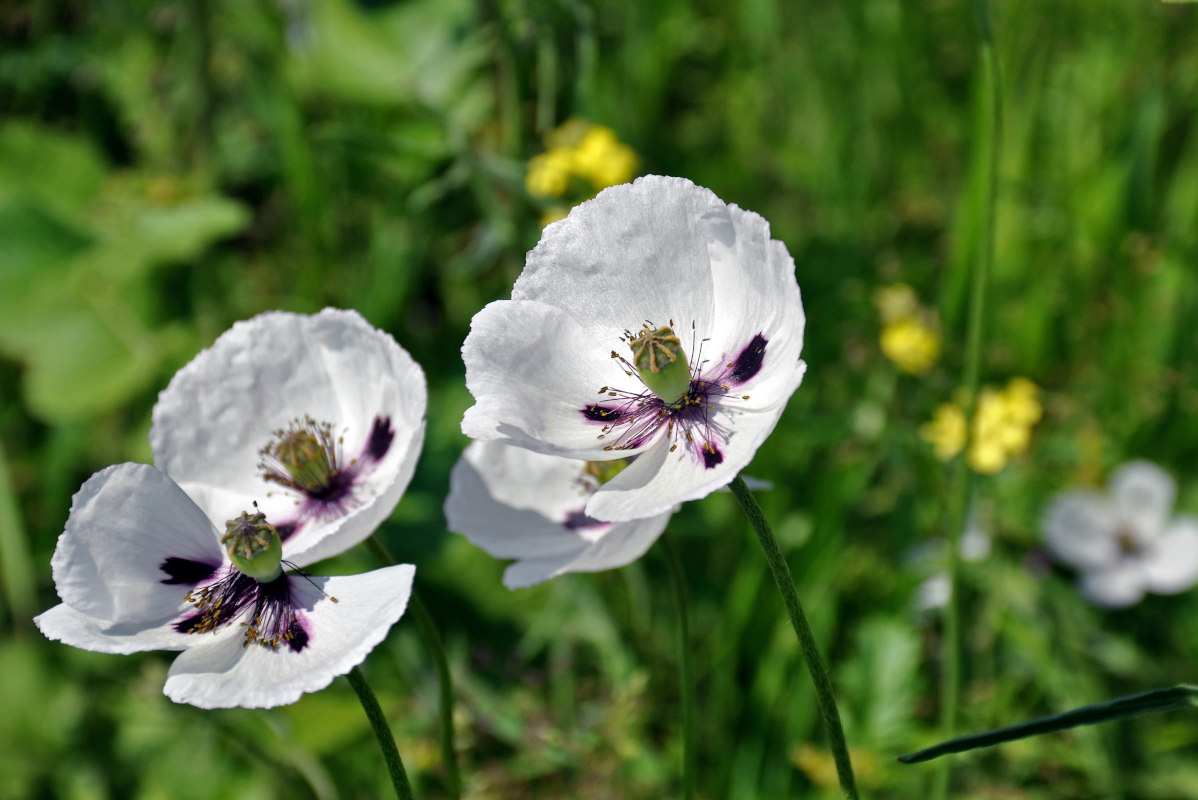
[366,415,395,461]
[563,509,607,530]
[702,443,724,469]
[286,618,309,652]
[276,521,298,543]
[729,334,768,384]
[160,557,218,585]
[582,404,628,423]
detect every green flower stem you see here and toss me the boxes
[902,685,1198,764]
[728,475,859,800]
[346,666,416,800]
[935,0,1001,797]
[662,532,696,800]
[367,537,462,800]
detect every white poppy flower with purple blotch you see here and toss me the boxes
[461,176,806,522]
[1043,460,1198,608]
[35,463,415,708]
[445,441,673,588]
[149,308,427,566]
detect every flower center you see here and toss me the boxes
[177,569,314,651]
[1117,528,1142,556]
[259,416,342,497]
[628,324,691,404]
[221,508,283,583]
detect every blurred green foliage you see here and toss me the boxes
[2,0,1198,797]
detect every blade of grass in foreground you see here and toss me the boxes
[900,685,1198,764]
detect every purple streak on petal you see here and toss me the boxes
[366,415,395,461]
[159,557,219,586]
[729,334,768,384]
[701,442,724,469]
[563,508,607,531]
[275,521,298,543]
[581,404,628,423]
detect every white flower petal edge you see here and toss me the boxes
[461,175,806,522]
[36,603,197,654]
[163,565,414,709]
[1078,562,1147,609]
[150,308,427,567]
[1109,460,1175,544]
[445,441,672,588]
[46,463,225,625]
[1042,490,1120,572]
[1141,516,1198,594]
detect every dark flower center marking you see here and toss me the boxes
[366,416,395,461]
[729,333,767,385]
[563,509,608,531]
[258,414,395,531]
[174,568,329,652]
[579,327,765,470]
[160,557,218,586]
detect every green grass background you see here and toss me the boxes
[2,0,1198,797]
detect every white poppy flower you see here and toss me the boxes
[150,308,427,566]
[445,441,673,588]
[35,463,415,708]
[1043,460,1198,608]
[461,175,806,522]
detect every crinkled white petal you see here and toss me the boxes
[49,463,225,624]
[700,204,806,406]
[1141,515,1198,595]
[513,176,720,343]
[1042,490,1120,571]
[35,603,197,654]
[586,362,806,523]
[1110,460,1176,544]
[1078,562,1147,609]
[150,308,426,567]
[163,564,415,709]
[462,300,645,459]
[446,441,672,588]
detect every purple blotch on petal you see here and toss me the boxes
[702,443,724,469]
[159,557,218,586]
[275,521,298,543]
[563,509,607,530]
[582,404,627,423]
[729,334,768,384]
[366,416,395,461]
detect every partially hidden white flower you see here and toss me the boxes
[150,308,427,566]
[445,441,673,588]
[35,309,427,708]
[35,464,415,708]
[461,175,806,522]
[1043,460,1198,608]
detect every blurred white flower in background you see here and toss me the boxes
[1043,460,1198,608]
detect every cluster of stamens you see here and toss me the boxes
[258,416,347,497]
[581,321,754,468]
[177,566,337,651]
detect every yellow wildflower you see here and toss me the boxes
[874,284,940,374]
[922,378,1042,474]
[525,148,574,198]
[880,316,940,375]
[569,125,638,190]
[526,119,639,199]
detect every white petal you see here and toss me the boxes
[462,300,645,459]
[49,463,224,624]
[151,308,427,567]
[445,441,670,588]
[1042,491,1120,571]
[1078,562,1147,609]
[1110,460,1175,543]
[586,361,807,522]
[700,203,806,406]
[513,176,721,343]
[163,564,415,709]
[34,603,198,654]
[1141,515,1198,595]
